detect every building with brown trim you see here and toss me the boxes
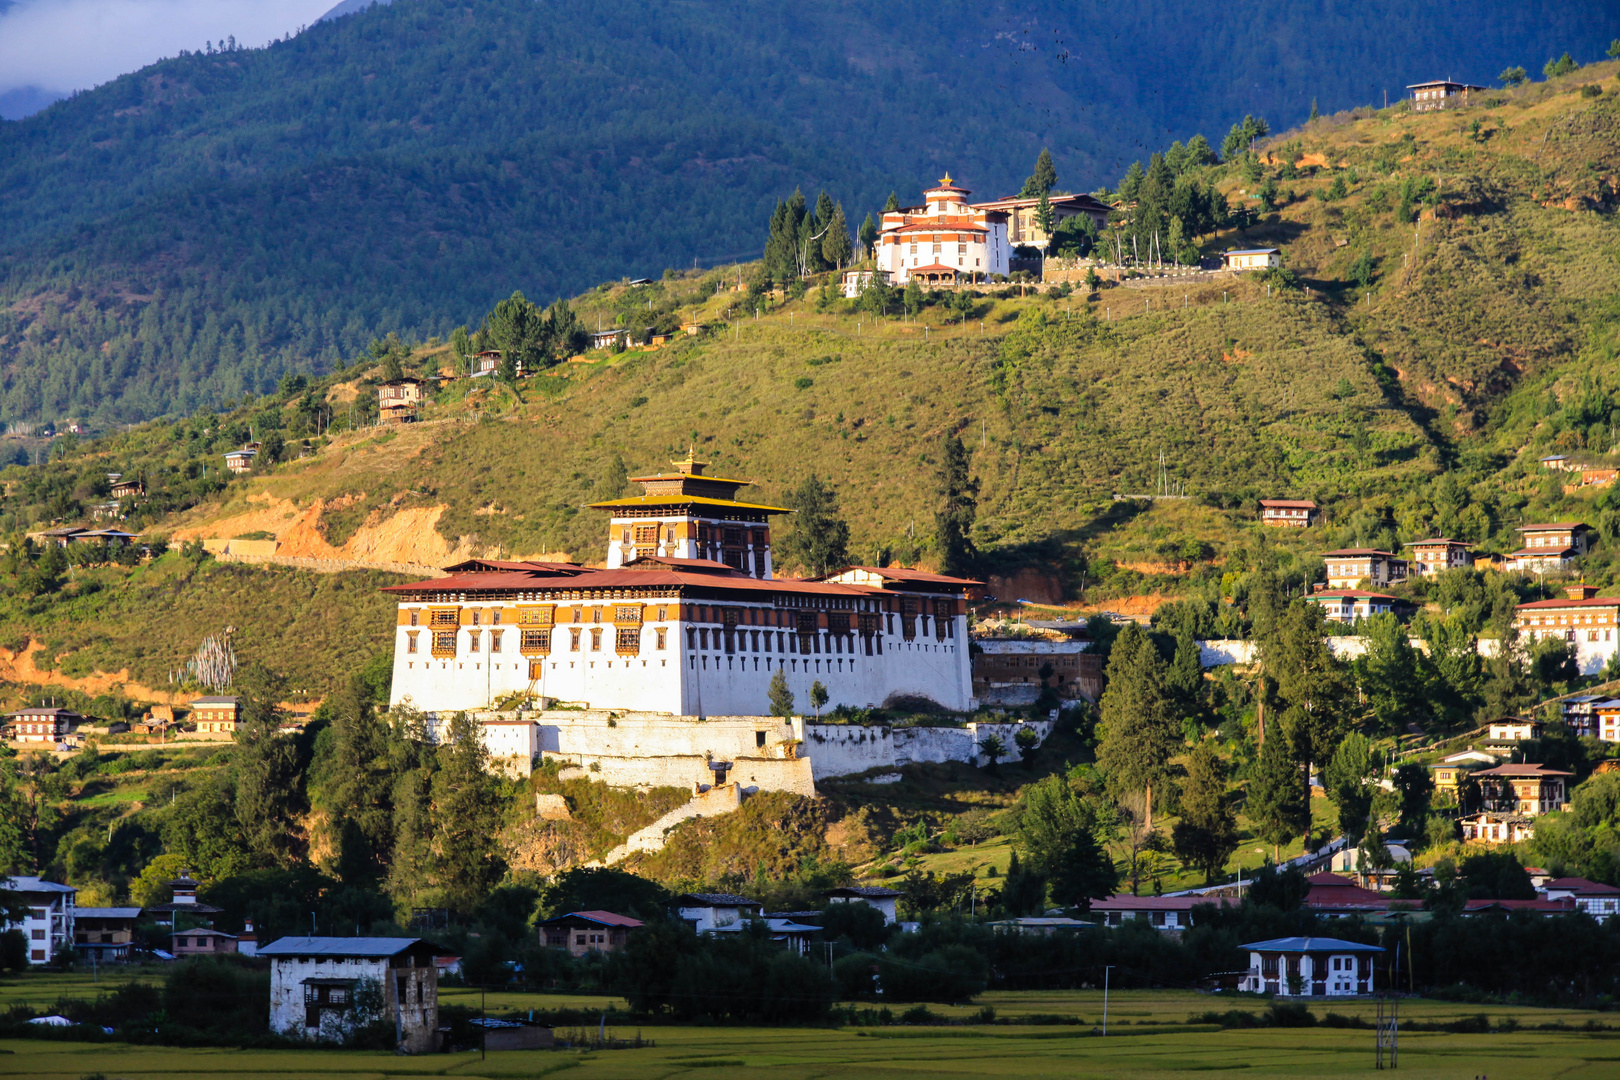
[1512,584,1620,674]
[1259,499,1318,527]
[6,706,82,743]
[1507,522,1592,572]
[74,906,142,961]
[190,697,239,734]
[1407,79,1485,111]
[1472,762,1571,815]
[971,639,1101,703]
[537,911,643,957]
[378,378,427,424]
[1303,589,1397,624]
[969,191,1111,252]
[1321,549,1407,589]
[1406,538,1474,577]
[172,928,238,956]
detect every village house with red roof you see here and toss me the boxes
[1513,584,1620,675]
[1258,499,1318,527]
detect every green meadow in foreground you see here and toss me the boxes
[4,989,1619,1080]
[3,1022,1617,1080]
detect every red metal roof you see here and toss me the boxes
[1322,548,1400,557]
[1543,877,1620,895]
[439,558,583,575]
[1472,763,1572,778]
[543,910,645,928]
[1514,595,1618,609]
[1260,499,1318,508]
[1407,538,1472,547]
[381,564,901,600]
[1462,898,1575,913]
[1304,872,1389,910]
[1517,522,1589,531]
[1091,894,1237,911]
[891,222,989,234]
[1306,589,1398,600]
[832,565,984,586]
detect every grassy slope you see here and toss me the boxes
[0,553,401,704]
[150,71,1620,595]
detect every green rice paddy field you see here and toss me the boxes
[3,983,1619,1080]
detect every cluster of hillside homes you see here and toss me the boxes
[1261,495,1620,675]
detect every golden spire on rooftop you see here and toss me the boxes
[672,448,708,476]
[940,173,954,186]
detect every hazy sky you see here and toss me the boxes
[0,0,338,113]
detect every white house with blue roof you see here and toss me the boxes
[1240,936,1384,997]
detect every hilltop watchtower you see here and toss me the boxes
[588,454,791,578]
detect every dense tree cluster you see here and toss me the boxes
[762,189,854,286]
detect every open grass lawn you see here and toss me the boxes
[5,976,1619,1079]
[4,1015,1619,1079]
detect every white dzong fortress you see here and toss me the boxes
[384,455,978,717]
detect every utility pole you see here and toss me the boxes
[1102,965,1114,1035]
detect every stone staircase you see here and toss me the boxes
[594,782,744,866]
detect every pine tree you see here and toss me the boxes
[544,298,588,360]
[776,474,850,576]
[430,712,507,912]
[764,199,792,280]
[380,351,404,383]
[1184,134,1218,167]
[597,452,629,500]
[449,325,471,374]
[858,213,878,258]
[1171,741,1239,883]
[1166,625,1204,720]
[1248,724,1308,862]
[1309,98,1320,122]
[319,673,396,884]
[1014,774,1118,910]
[999,850,1045,915]
[1261,600,1351,847]
[883,191,899,213]
[768,669,795,717]
[798,209,824,276]
[813,190,836,233]
[1118,160,1145,202]
[1034,192,1054,243]
[1095,623,1179,832]
[933,434,978,576]
[388,763,436,907]
[1019,147,1057,197]
[821,202,853,269]
[1323,732,1375,839]
[231,663,304,868]
[486,290,543,376]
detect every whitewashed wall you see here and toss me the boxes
[434,710,1053,789]
[391,614,975,715]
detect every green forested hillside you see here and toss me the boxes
[0,0,1612,425]
[6,70,1620,610]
